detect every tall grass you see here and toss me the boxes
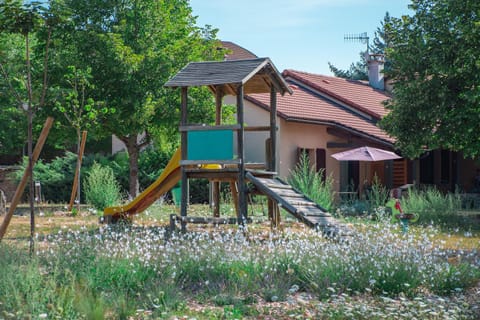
[367,175,390,209]
[402,187,464,226]
[1,221,478,319]
[288,152,335,211]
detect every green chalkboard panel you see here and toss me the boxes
[187,130,233,160]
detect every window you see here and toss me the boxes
[316,149,326,182]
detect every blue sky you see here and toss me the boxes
[190,0,412,75]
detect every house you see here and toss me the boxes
[223,41,479,196]
[234,63,405,194]
[111,39,479,197]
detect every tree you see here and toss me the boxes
[0,0,54,253]
[380,0,480,158]
[328,13,393,80]
[328,54,368,80]
[57,0,223,197]
[52,65,112,210]
[0,32,27,159]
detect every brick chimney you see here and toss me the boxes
[366,53,385,90]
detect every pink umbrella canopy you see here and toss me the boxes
[331,146,402,162]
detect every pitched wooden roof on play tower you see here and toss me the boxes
[165,58,292,96]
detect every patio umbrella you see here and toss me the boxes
[331,146,401,162]
[331,146,402,197]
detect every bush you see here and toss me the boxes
[83,162,121,211]
[288,151,335,211]
[12,146,181,204]
[13,152,77,203]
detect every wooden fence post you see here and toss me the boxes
[0,117,54,241]
[68,130,87,212]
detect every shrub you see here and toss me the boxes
[288,151,335,211]
[12,152,77,203]
[83,162,121,211]
[12,146,181,204]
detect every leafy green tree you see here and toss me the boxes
[56,0,223,197]
[0,32,27,158]
[52,65,113,209]
[328,13,393,80]
[0,0,57,252]
[328,53,368,80]
[380,0,480,158]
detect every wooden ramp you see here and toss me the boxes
[246,172,351,237]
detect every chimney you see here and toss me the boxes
[366,53,385,90]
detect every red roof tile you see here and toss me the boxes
[247,76,395,144]
[283,70,391,119]
[220,41,258,60]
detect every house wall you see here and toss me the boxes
[277,121,346,192]
[112,135,126,154]
[242,99,271,165]
[0,167,20,202]
[239,98,351,192]
[224,96,271,165]
[111,133,147,155]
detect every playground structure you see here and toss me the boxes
[104,58,350,235]
[103,148,181,223]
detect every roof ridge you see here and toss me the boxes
[220,40,258,60]
[189,57,268,64]
[283,69,374,86]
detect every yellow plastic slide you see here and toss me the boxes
[103,147,181,220]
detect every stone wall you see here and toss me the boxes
[0,166,20,203]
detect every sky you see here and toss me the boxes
[190,0,413,76]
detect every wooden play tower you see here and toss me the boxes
[165,58,292,231]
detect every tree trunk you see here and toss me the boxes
[126,135,140,198]
[25,32,35,255]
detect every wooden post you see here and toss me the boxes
[236,84,247,226]
[213,87,223,217]
[270,86,277,172]
[269,86,281,228]
[229,181,240,218]
[0,117,54,241]
[68,130,87,212]
[180,87,188,232]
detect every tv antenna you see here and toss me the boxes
[344,32,370,53]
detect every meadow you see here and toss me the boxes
[0,203,479,320]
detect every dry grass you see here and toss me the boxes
[2,212,99,242]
